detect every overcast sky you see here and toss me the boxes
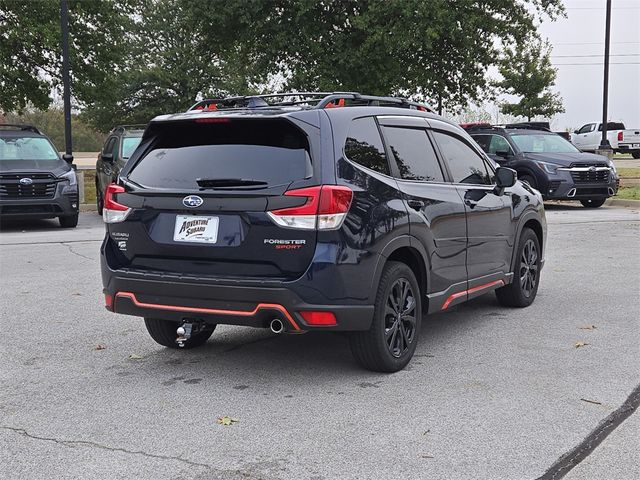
[536,0,640,130]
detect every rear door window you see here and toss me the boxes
[381,126,444,182]
[344,117,390,175]
[127,119,313,189]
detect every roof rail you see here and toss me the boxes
[188,92,433,113]
[0,123,41,134]
[110,124,146,134]
[498,122,551,132]
[460,123,503,132]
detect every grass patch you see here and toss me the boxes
[616,187,640,200]
[80,169,97,205]
[617,168,640,179]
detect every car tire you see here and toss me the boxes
[631,151,640,159]
[59,213,79,228]
[519,174,538,191]
[580,198,606,208]
[96,184,104,216]
[144,318,216,349]
[349,261,421,373]
[496,228,541,308]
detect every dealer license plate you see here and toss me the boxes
[173,215,219,243]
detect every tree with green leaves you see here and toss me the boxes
[186,0,565,110]
[0,0,136,116]
[495,36,565,121]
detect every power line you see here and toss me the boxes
[551,54,640,58]
[554,42,639,45]
[552,62,640,65]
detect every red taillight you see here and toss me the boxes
[103,184,132,223]
[300,311,337,326]
[105,293,114,311]
[104,184,128,211]
[267,185,353,230]
[618,131,623,141]
[194,117,231,123]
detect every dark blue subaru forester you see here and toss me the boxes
[100,92,546,372]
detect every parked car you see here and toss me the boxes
[571,122,640,157]
[618,128,640,158]
[0,123,79,227]
[465,124,618,208]
[101,93,546,372]
[95,125,144,215]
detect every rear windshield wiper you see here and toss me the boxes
[196,178,269,189]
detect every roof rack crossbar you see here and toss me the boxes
[0,123,41,134]
[111,124,147,133]
[188,92,433,113]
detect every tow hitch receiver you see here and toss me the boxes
[175,320,205,348]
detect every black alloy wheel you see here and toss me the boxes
[349,261,422,372]
[495,227,541,308]
[519,238,538,299]
[385,278,417,358]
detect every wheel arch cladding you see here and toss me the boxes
[386,246,428,299]
[523,218,543,251]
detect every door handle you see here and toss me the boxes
[407,199,425,211]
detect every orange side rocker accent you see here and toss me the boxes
[115,292,301,331]
[441,280,505,310]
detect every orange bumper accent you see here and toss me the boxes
[114,291,301,331]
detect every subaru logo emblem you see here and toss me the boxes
[182,195,203,208]
[588,166,596,172]
[19,177,33,185]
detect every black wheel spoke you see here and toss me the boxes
[385,277,417,358]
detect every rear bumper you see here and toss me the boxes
[101,250,374,332]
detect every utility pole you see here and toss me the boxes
[598,0,612,153]
[60,0,73,159]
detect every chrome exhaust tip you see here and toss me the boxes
[567,188,577,198]
[270,318,284,334]
[608,187,615,196]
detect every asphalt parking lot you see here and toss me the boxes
[1,204,639,480]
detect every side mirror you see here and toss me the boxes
[62,153,74,164]
[573,130,579,134]
[494,167,517,195]
[101,153,114,163]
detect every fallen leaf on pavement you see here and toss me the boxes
[580,398,602,405]
[129,354,144,360]
[217,416,239,426]
[579,325,597,331]
[574,341,589,348]
[95,344,106,350]
[420,455,434,459]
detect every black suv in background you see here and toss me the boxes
[101,93,546,372]
[0,124,79,227]
[96,125,144,215]
[465,124,618,208]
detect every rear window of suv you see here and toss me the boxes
[127,119,312,189]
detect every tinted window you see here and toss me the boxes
[382,127,443,182]
[0,136,59,161]
[104,137,116,154]
[344,117,389,174]
[433,131,492,185]
[128,120,312,189]
[598,122,625,131]
[577,124,595,134]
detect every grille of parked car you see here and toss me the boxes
[569,163,610,184]
[0,173,57,199]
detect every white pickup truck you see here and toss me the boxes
[571,122,640,158]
